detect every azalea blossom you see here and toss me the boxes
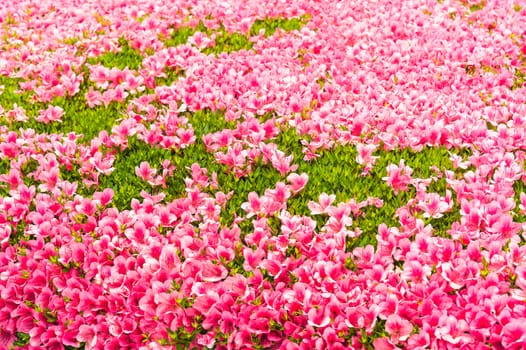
[1,0,526,348]
[383,160,413,194]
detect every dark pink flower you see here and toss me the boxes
[77,325,97,348]
[515,264,526,290]
[385,314,413,343]
[435,315,473,345]
[489,214,521,239]
[373,337,396,350]
[307,306,330,328]
[407,332,430,350]
[0,329,15,347]
[199,260,228,282]
[135,161,157,183]
[502,319,526,348]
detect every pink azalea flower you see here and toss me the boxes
[241,191,262,218]
[199,260,228,282]
[265,182,291,204]
[383,160,413,194]
[0,329,16,348]
[243,247,265,271]
[135,161,157,184]
[372,337,396,350]
[77,325,97,349]
[402,259,431,283]
[356,143,378,174]
[435,315,473,345]
[488,214,521,239]
[407,332,430,350]
[287,172,308,193]
[502,319,526,348]
[124,220,150,243]
[515,264,526,290]
[418,191,452,218]
[385,314,413,343]
[93,188,114,207]
[36,105,64,124]
[307,306,330,328]
[6,103,28,122]
[85,87,103,108]
[308,193,336,215]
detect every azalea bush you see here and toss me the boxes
[1,0,526,349]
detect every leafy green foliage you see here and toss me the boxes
[98,109,278,212]
[162,15,310,54]
[9,221,28,245]
[361,319,387,349]
[512,178,526,227]
[249,15,310,37]
[162,323,204,349]
[272,128,462,248]
[96,137,178,209]
[512,68,525,90]
[0,158,9,196]
[0,70,124,142]
[6,99,124,143]
[468,0,486,12]
[163,21,210,47]
[0,75,26,111]
[155,66,185,87]
[86,37,144,70]
[13,332,30,347]
[204,31,253,54]
[185,108,236,138]
[65,345,86,350]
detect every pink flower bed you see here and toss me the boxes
[1,0,526,349]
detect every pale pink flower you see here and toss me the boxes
[241,191,262,218]
[435,315,473,345]
[93,188,114,207]
[287,172,308,193]
[85,87,103,108]
[36,105,64,123]
[418,192,452,218]
[308,193,336,215]
[383,160,413,194]
[372,337,396,350]
[135,161,157,183]
[402,259,431,283]
[89,151,115,175]
[407,333,430,350]
[488,214,521,239]
[356,143,378,174]
[271,150,298,176]
[188,31,213,49]
[265,182,291,204]
[6,103,28,122]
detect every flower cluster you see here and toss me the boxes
[1,0,526,349]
